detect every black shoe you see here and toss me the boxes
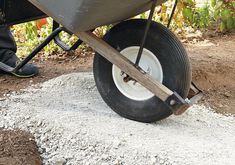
[0,49,39,78]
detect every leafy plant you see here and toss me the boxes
[211,0,235,32]
[180,0,234,31]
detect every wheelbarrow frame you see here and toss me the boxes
[0,0,203,117]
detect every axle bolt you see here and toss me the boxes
[170,100,176,105]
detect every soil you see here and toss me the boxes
[0,33,234,164]
[0,130,41,165]
[186,33,235,115]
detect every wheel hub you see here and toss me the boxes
[112,46,163,101]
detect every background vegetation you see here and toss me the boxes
[12,0,235,57]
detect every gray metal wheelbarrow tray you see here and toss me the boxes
[28,0,166,32]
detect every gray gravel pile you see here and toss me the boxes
[0,72,235,165]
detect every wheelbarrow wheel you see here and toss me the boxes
[93,19,191,122]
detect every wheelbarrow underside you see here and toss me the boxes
[28,0,166,32]
[0,0,46,25]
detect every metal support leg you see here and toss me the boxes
[12,27,64,73]
[0,20,85,75]
[52,21,83,51]
[0,27,63,74]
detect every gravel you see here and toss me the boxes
[0,72,234,165]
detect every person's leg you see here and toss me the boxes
[0,25,38,77]
[0,26,17,51]
[0,25,17,62]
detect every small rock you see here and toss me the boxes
[25,115,31,120]
[37,120,42,127]
[41,136,49,143]
[113,160,120,165]
[0,98,6,101]
[223,92,231,98]
[113,139,121,149]
[101,154,109,160]
[29,138,34,141]
[51,157,67,165]
[150,156,157,164]
[159,159,165,164]
[38,148,45,153]
[56,158,67,165]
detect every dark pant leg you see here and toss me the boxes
[0,25,17,62]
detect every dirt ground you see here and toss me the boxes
[186,33,235,115]
[0,130,41,165]
[0,33,234,164]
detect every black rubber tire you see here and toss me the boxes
[93,19,191,123]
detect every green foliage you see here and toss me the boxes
[179,0,235,31]
[213,0,235,32]
[182,2,211,28]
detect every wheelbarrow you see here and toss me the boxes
[0,0,203,122]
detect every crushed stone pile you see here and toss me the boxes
[0,72,234,165]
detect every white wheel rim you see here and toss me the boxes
[112,46,163,101]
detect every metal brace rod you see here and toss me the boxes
[167,0,178,28]
[135,0,157,66]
